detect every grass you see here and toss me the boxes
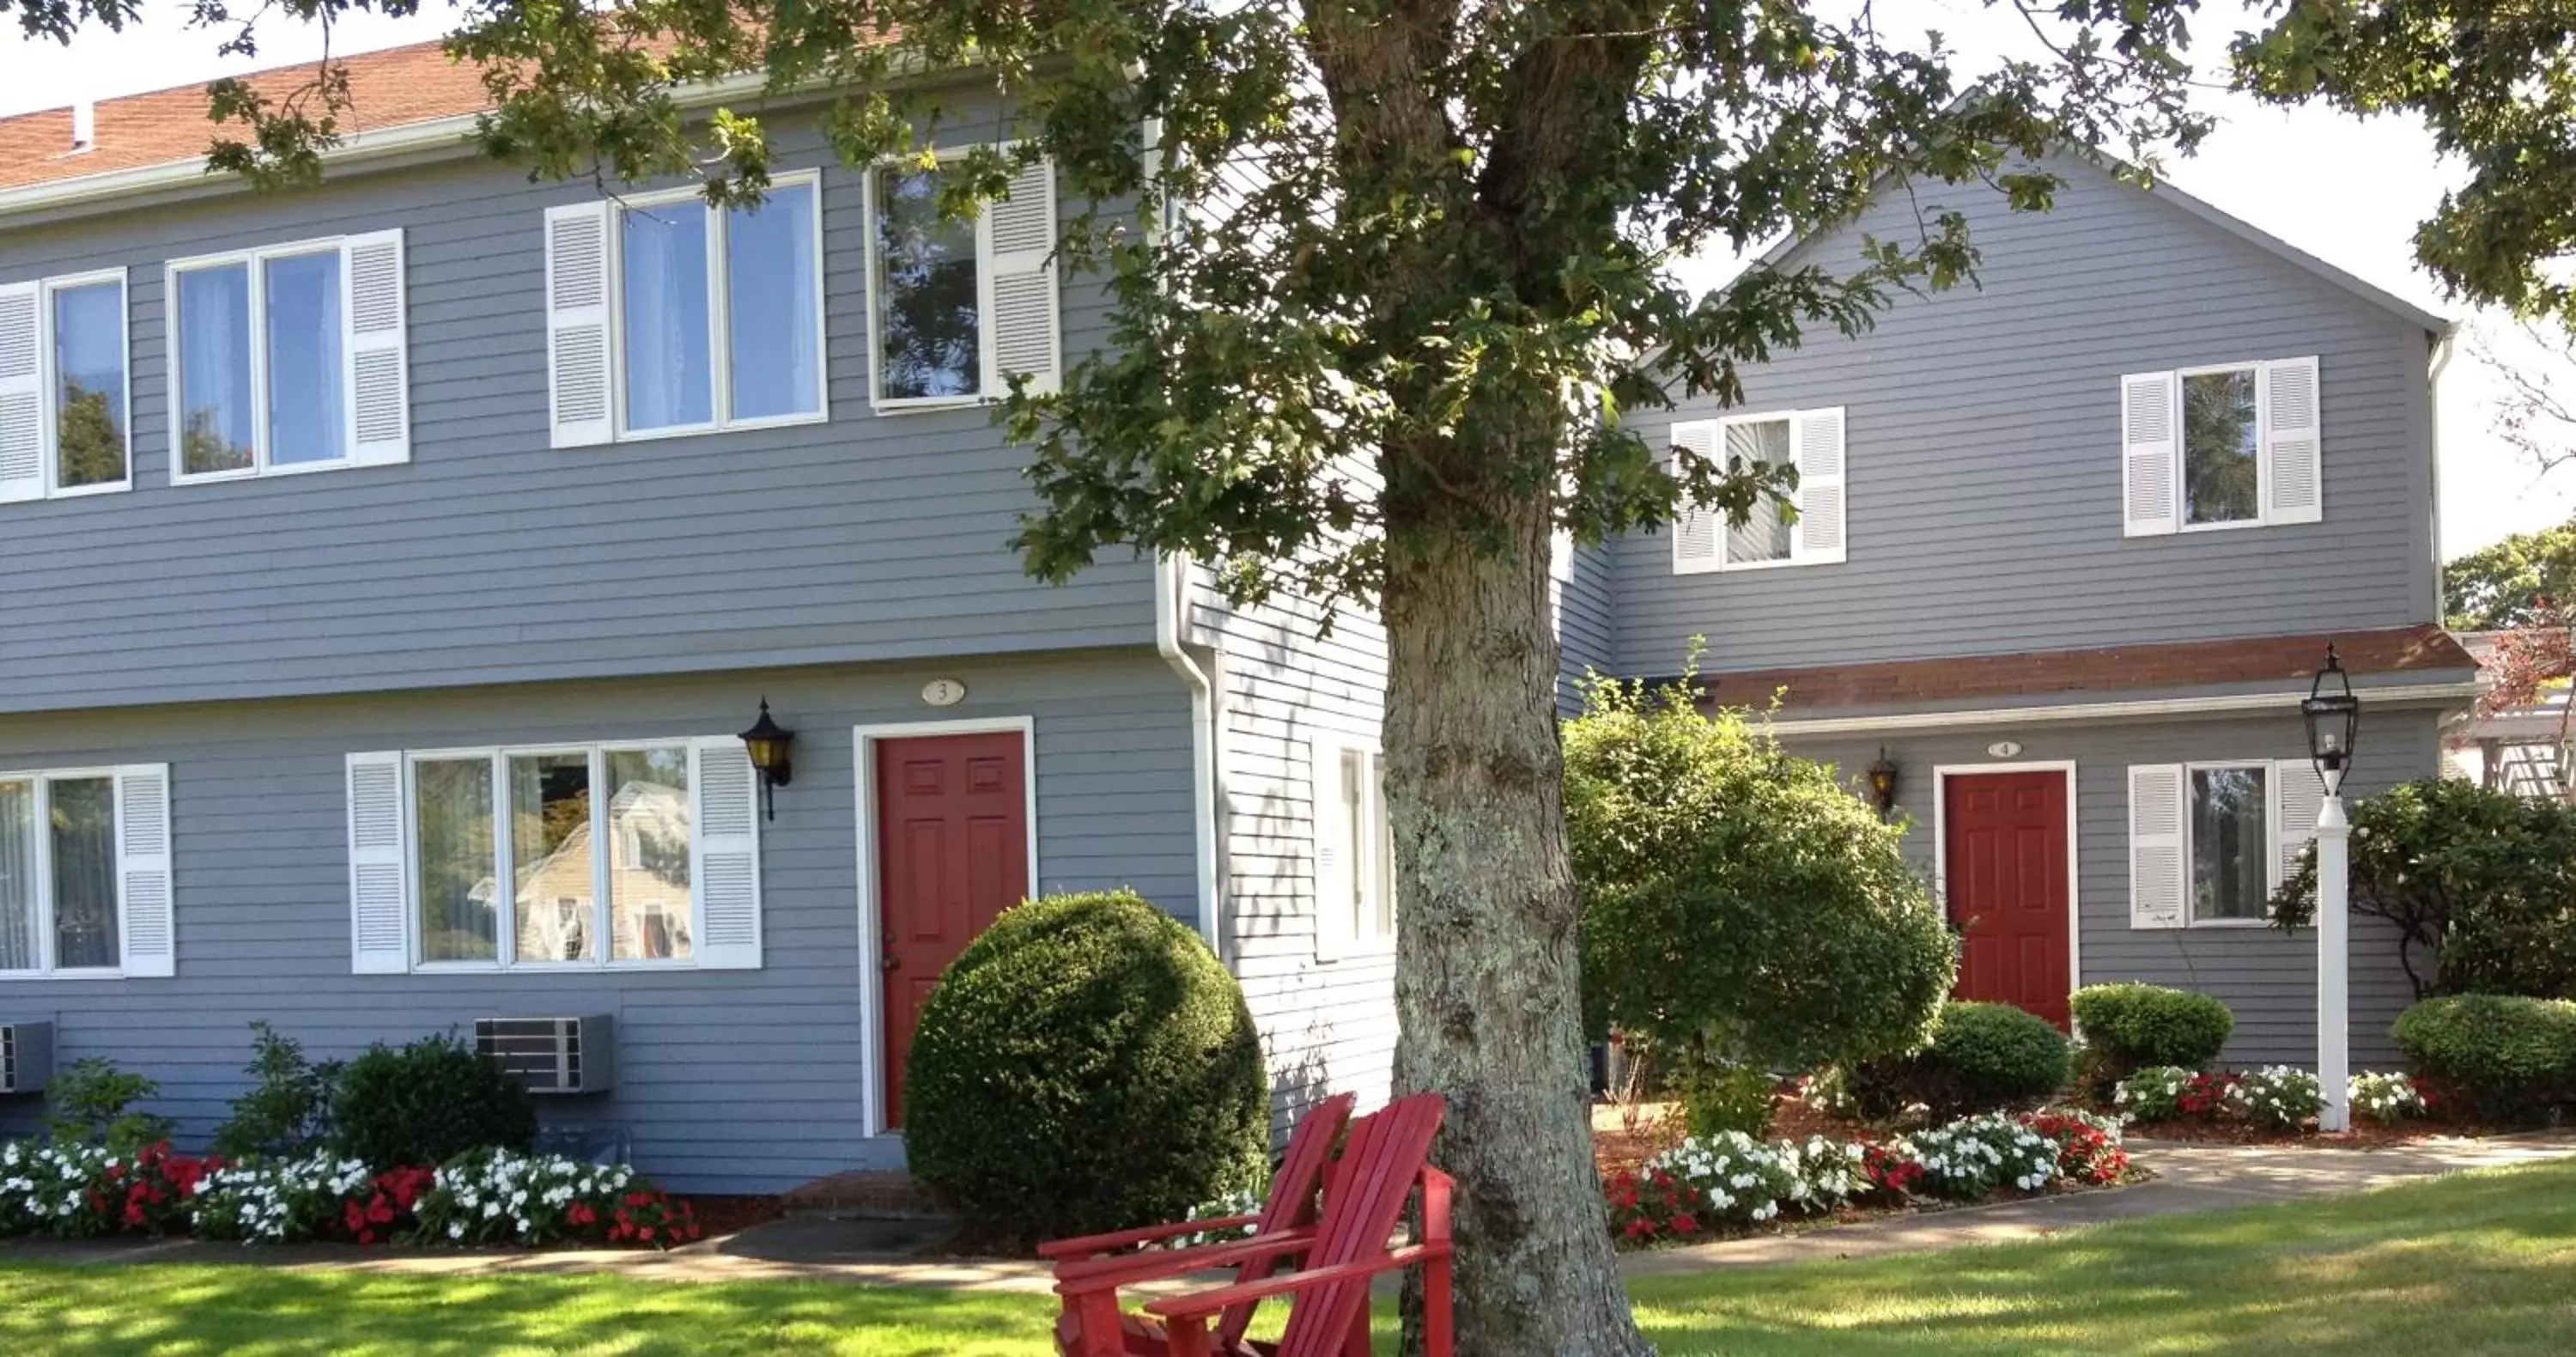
[3,1158,2573,1354]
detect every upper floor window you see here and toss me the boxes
[1670,407,1847,575]
[2121,356,2320,537]
[543,173,824,448]
[866,153,1063,410]
[0,764,174,979]
[167,231,410,482]
[0,269,131,502]
[1310,736,1394,958]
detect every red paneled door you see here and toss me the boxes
[876,731,1030,1128]
[1942,770,2073,1029]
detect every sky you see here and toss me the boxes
[3,0,2568,560]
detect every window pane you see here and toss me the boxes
[416,758,498,963]
[607,747,692,962]
[510,752,596,964]
[176,265,256,476]
[2190,766,2269,921]
[264,251,348,466]
[622,204,714,430]
[727,183,821,421]
[0,781,33,971]
[52,281,127,489]
[1722,419,1795,564]
[2183,368,2259,525]
[49,776,118,970]
[874,167,981,400]
[1340,749,1369,939]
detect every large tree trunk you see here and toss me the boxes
[1382,499,1651,1357]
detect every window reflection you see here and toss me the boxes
[416,758,498,963]
[49,776,118,970]
[874,167,981,400]
[511,752,596,963]
[607,747,692,961]
[52,281,127,489]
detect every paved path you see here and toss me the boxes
[8,1131,2573,1295]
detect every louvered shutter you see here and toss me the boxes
[1669,421,1722,574]
[2128,764,2186,929]
[2121,371,2179,538]
[346,752,411,974]
[341,229,410,466]
[983,155,1061,394]
[0,281,40,503]
[115,764,174,978]
[2269,758,2326,895]
[2263,356,2322,525]
[690,736,763,970]
[1794,406,1848,564]
[1310,738,1353,961]
[544,202,617,447]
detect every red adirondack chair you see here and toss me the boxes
[1055,1092,1455,1357]
[1044,1092,1358,1355]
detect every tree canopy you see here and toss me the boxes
[2448,519,2576,631]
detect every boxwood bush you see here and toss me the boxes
[904,890,1269,1250]
[331,1035,538,1171]
[2069,983,2233,1097]
[2392,994,2576,1120]
[1849,1001,2072,1118]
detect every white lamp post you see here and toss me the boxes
[2302,647,2361,1134]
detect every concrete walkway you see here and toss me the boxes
[8,1131,2573,1295]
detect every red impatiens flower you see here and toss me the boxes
[568,1201,598,1228]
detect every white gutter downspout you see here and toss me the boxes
[1157,551,1225,961]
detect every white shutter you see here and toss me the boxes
[115,764,174,978]
[2270,758,2326,895]
[2263,356,2322,525]
[2121,370,2179,538]
[1309,738,1353,961]
[2128,764,2187,929]
[982,155,1061,393]
[342,229,410,466]
[0,281,41,503]
[1669,421,1722,574]
[346,752,411,974]
[690,735,763,970]
[1794,406,1847,564]
[544,202,617,448]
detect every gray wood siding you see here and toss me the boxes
[0,113,1151,717]
[1616,156,2440,678]
[0,651,1195,1193]
[1555,544,1617,713]
[1790,705,2443,1068]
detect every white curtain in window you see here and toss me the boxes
[0,781,33,970]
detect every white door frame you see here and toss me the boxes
[1930,761,2083,1004]
[853,715,1039,1138]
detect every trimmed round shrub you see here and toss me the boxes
[905,890,1269,1249]
[331,1034,537,1171]
[1678,1063,1777,1139]
[1850,1001,2072,1118]
[2070,983,2233,1096]
[2392,995,2576,1120]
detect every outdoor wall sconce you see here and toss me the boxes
[738,699,795,821]
[1866,747,1901,817]
[2302,645,2362,796]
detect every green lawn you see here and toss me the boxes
[4,1158,2573,1355]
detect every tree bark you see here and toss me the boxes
[1382,496,1652,1357]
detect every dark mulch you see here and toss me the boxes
[677,1195,786,1239]
[2121,1115,2499,1147]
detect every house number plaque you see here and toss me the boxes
[922,678,969,708]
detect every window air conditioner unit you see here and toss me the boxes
[0,1022,53,1095]
[474,1015,614,1096]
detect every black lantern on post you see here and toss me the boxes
[738,699,795,820]
[2301,647,2362,797]
[1866,747,1901,818]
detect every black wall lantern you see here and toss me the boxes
[2301,646,2362,797]
[1866,746,1901,817]
[738,699,795,820]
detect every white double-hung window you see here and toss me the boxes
[1309,735,1395,959]
[345,738,762,974]
[0,765,173,979]
[166,231,409,480]
[543,173,826,447]
[1670,408,1847,573]
[865,152,1062,409]
[0,269,132,501]
[2127,760,2325,929]
[2122,356,2320,535]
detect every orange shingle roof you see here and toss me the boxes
[0,38,489,192]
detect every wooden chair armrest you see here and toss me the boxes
[1142,1242,1450,1321]
[1037,1214,1261,1261]
[1053,1230,1319,1296]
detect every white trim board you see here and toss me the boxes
[1766,681,2480,737]
[850,715,1039,1140]
[1930,761,2083,1006]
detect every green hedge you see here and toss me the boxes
[331,1035,537,1170]
[2392,995,2576,1119]
[1849,1001,2072,1118]
[2070,983,2233,1096]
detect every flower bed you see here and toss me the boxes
[2114,1067,2451,1141]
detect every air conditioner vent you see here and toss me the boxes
[474,1015,614,1096]
[0,1022,54,1096]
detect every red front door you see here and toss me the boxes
[1943,770,2072,1029]
[878,731,1030,1127]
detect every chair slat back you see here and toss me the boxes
[1275,1093,1448,1357]
[1216,1091,1357,1349]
